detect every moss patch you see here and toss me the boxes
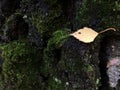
[0,40,44,90]
[47,76,65,90]
[43,29,70,75]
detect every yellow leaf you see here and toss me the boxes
[70,27,116,43]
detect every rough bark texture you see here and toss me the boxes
[99,31,120,90]
[57,37,100,90]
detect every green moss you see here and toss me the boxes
[48,29,70,47]
[0,40,44,90]
[85,65,94,72]
[47,76,65,90]
[77,0,120,30]
[30,9,43,34]
[96,78,101,90]
[43,29,70,75]
[24,0,68,38]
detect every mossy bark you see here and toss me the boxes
[56,37,100,90]
[0,0,120,90]
[43,31,101,90]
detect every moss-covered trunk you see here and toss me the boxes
[0,0,120,90]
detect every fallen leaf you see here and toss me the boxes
[70,27,98,43]
[70,27,116,43]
